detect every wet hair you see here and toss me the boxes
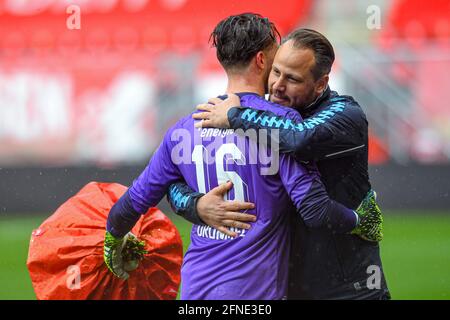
[210,13,281,70]
[283,28,335,80]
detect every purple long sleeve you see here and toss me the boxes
[106,125,184,237]
[279,149,357,233]
[106,190,141,238]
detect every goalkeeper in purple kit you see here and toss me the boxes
[103,14,383,300]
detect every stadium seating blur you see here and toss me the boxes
[0,0,448,166]
[0,0,313,166]
[376,0,450,163]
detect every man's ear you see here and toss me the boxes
[255,51,265,71]
[315,74,329,95]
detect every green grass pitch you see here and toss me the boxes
[0,211,449,300]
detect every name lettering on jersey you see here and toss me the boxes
[196,225,246,240]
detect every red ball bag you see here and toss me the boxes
[27,182,183,300]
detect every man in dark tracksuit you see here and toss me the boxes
[227,87,390,299]
[167,29,390,299]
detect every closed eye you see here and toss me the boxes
[288,76,301,82]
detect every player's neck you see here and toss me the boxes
[225,75,265,97]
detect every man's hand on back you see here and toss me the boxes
[193,93,241,128]
[196,181,256,238]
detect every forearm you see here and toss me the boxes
[300,200,357,234]
[228,107,301,155]
[167,182,206,225]
[106,190,142,238]
[228,104,363,161]
[298,179,357,233]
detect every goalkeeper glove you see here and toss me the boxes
[104,231,147,280]
[351,190,384,242]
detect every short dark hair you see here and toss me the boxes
[283,28,335,80]
[210,13,281,70]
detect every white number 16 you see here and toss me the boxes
[192,143,247,201]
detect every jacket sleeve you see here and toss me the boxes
[106,127,183,237]
[228,97,367,161]
[167,182,206,226]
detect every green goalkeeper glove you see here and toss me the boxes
[104,231,147,280]
[351,190,384,242]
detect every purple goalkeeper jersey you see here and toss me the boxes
[128,93,322,300]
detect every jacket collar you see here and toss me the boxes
[300,86,331,117]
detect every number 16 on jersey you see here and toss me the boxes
[192,143,249,202]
